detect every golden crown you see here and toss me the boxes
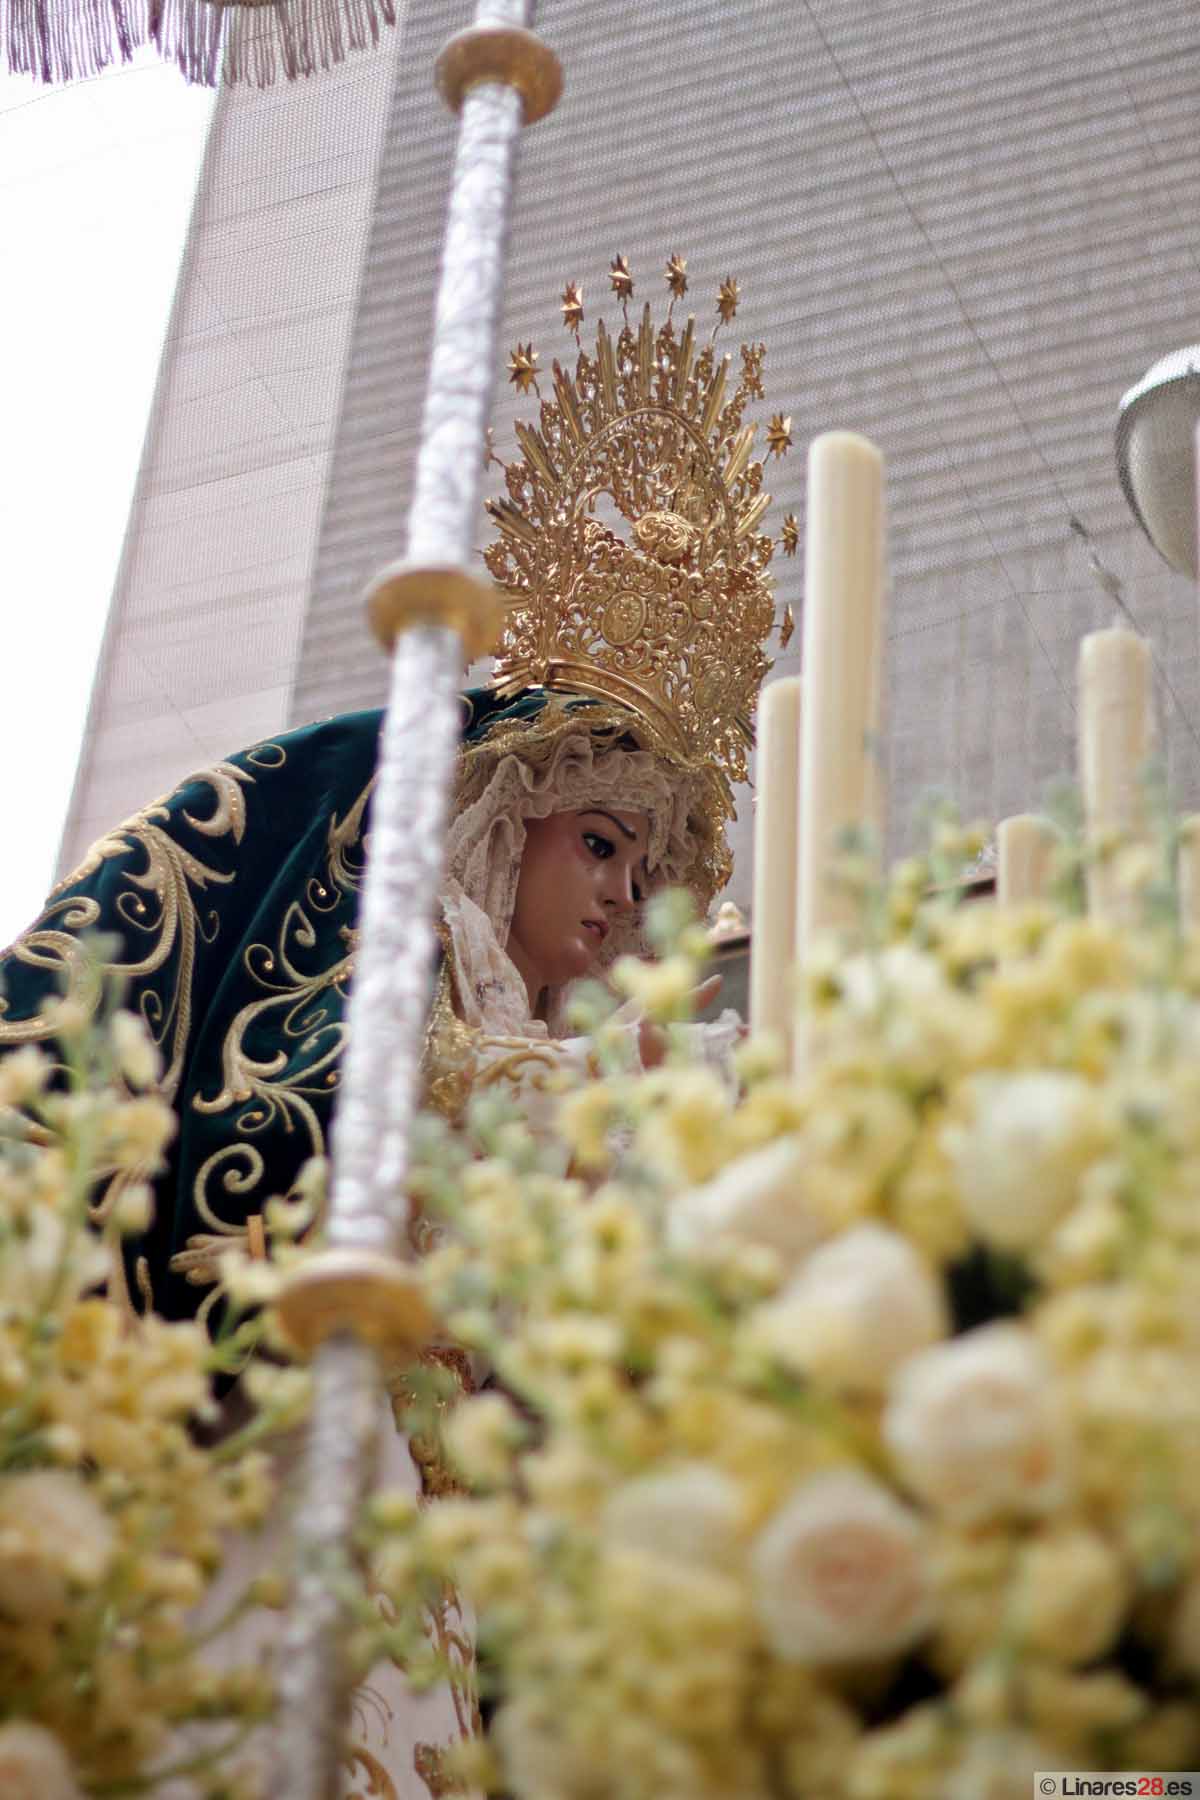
[485,256,796,801]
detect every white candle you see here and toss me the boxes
[996,814,1054,905]
[1078,626,1152,922]
[797,431,885,953]
[750,676,802,1046]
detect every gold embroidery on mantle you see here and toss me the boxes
[0,758,281,1317]
[172,778,373,1303]
[0,761,259,1087]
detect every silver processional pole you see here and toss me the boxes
[273,7,561,1794]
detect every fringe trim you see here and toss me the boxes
[2,0,395,87]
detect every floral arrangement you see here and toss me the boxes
[370,825,1200,1800]
[0,970,310,1800]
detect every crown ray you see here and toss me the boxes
[723,424,757,486]
[486,497,539,547]
[673,315,696,407]
[514,421,558,487]
[596,320,619,416]
[700,356,730,440]
[637,303,654,400]
[735,491,772,538]
[552,362,587,447]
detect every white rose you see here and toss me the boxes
[884,1323,1072,1524]
[603,1463,743,1572]
[0,1722,84,1800]
[943,1072,1106,1251]
[666,1136,830,1275]
[750,1469,931,1663]
[750,1224,947,1394]
[0,1471,116,1622]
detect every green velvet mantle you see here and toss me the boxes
[0,687,585,1326]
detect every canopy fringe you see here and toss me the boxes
[2,0,395,86]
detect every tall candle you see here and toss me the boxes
[1078,625,1152,922]
[796,431,885,953]
[996,813,1054,905]
[750,676,802,1046]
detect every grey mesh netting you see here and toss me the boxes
[59,0,1200,922]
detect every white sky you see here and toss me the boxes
[0,51,215,949]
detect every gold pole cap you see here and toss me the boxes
[435,23,563,126]
[275,1248,436,1360]
[365,562,505,661]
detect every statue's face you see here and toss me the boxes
[506,806,650,1004]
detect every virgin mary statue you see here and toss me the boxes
[0,269,791,1798]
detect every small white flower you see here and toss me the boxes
[603,1463,744,1573]
[218,1249,283,1307]
[0,1044,51,1109]
[109,1011,162,1090]
[943,1072,1106,1251]
[750,1223,948,1394]
[0,1722,84,1800]
[750,1468,930,1663]
[884,1322,1072,1524]
[666,1136,830,1275]
[111,1181,154,1235]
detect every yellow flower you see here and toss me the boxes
[558,1082,618,1173]
[444,1392,524,1488]
[1009,1524,1128,1663]
[613,953,698,1018]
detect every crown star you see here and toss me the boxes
[609,255,634,302]
[507,343,540,394]
[767,414,794,458]
[561,282,584,333]
[716,277,741,325]
[780,512,799,556]
[665,254,688,299]
[779,604,796,649]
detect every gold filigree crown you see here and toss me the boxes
[485,257,796,801]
